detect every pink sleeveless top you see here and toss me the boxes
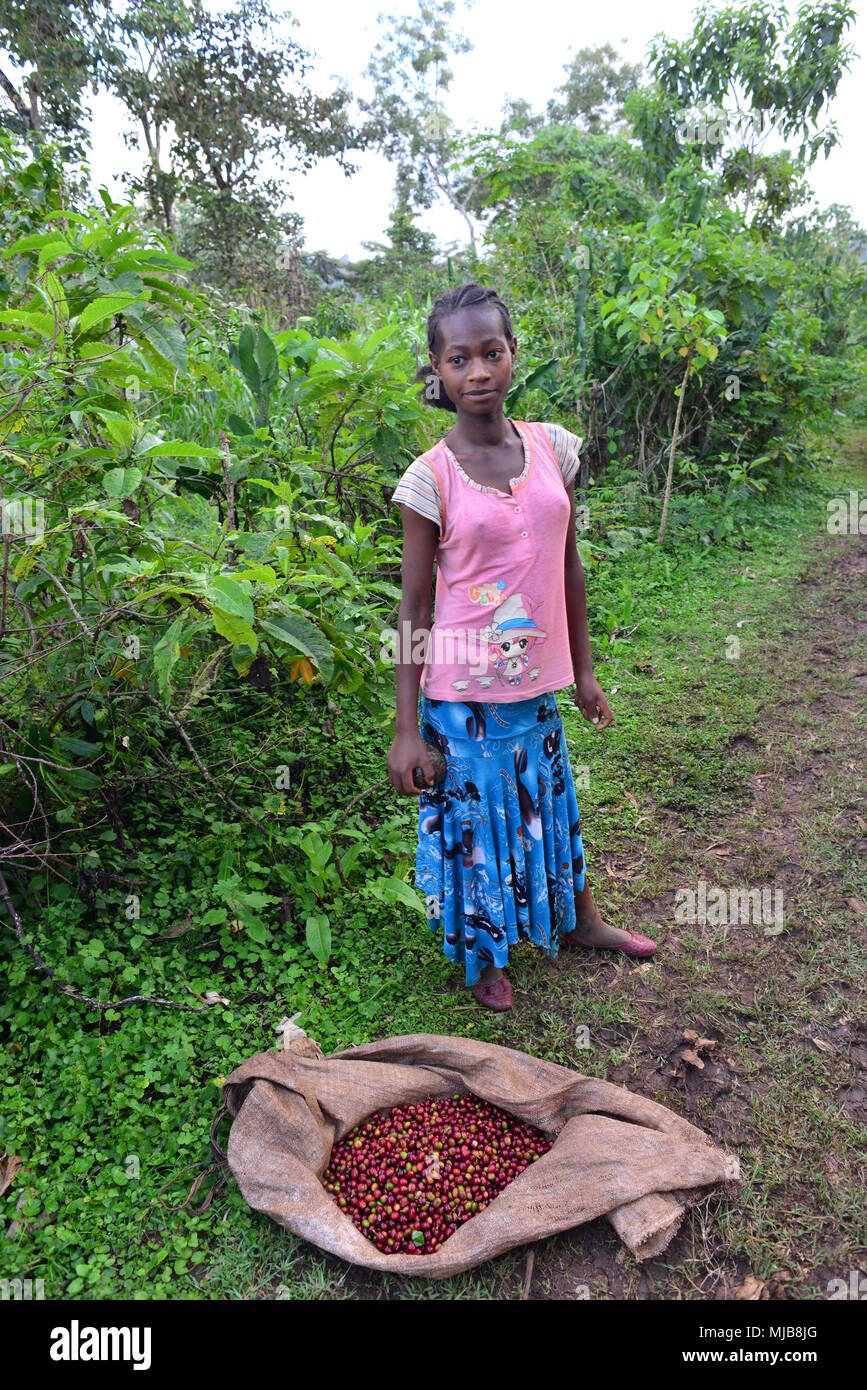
[417,420,574,702]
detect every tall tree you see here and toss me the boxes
[0,0,110,153]
[107,0,368,292]
[108,0,190,235]
[629,0,857,224]
[546,43,643,133]
[360,0,481,252]
[353,171,448,304]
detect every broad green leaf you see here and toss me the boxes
[4,230,65,256]
[260,610,334,682]
[143,441,221,458]
[102,467,142,499]
[37,270,69,324]
[237,325,260,393]
[142,318,187,372]
[58,767,102,790]
[58,737,103,756]
[255,328,278,381]
[37,239,74,268]
[375,875,426,916]
[113,248,195,273]
[305,914,331,966]
[67,503,132,523]
[211,609,258,650]
[151,614,187,691]
[76,294,140,335]
[247,477,295,504]
[240,890,280,910]
[227,413,255,437]
[201,907,228,925]
[229,643,257,678]
[100,558,153,579]
[0,308,57,335]
[206,575,254,622]
[235,563,278,585]
[97,413,135,449]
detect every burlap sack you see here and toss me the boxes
[221,1032,740,1278]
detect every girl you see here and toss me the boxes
[387,283,657,1013]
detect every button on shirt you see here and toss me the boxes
[391,419,584,702]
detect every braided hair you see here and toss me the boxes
[418,282,515,413]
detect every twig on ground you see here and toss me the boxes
[522,1247,535,1300]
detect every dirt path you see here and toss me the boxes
[524,508,867,1299]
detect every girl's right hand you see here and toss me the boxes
[388,732,436,797]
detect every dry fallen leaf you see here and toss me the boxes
[696,1038,718,1051]
[732,1274,767,1300]
[765,1271,793,1298]
[155,908,194,942]
[0,1153,23,1199]
[811,1037,835,1054]
[682,1028,700,1043]
[602,863,638,879]
[681,1048,705,1069]
[276,1014,310,1049]
[847,896,866,918]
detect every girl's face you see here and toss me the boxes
[430,304,517,415]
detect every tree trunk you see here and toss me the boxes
[657,351,692,547]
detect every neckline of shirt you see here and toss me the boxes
[439,419,532,498]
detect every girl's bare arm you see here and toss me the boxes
[563,481,614,728]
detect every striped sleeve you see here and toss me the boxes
[391,456,443,533]
[539,421,584,488]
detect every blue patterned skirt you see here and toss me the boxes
[414,692,587,988]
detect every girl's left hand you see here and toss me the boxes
[573,672,614,729]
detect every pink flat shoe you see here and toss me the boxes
[561,926,658,959]
[471,975,514,1012]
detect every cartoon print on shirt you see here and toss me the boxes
[480,592,546,689]
[448,579,509,693]
[447,585,548,694]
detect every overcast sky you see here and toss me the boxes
[84,0,867,259]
